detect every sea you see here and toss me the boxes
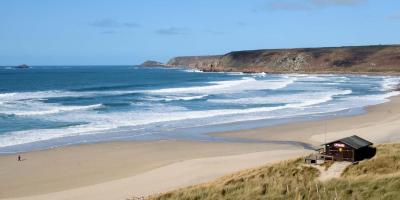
[0,65,399,153]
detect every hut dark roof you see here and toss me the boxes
[324,135,373,149]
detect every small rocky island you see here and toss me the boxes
[16,64,30,69]
[139,60,166,67]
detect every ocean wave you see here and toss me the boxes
[148,77,254,93]
[256,72,266,77]
[73,84,135,92]
[0,102,103,116]
[346,91,400,103]
[182,69,203,73]
[0,90,139,103]
[300,76,329,81]
[143,94,208,102]
[0,91,84,102]
[208,89,352,105]
[164,95,208,101]
[381,77,400,91]
[148,77,296,94]
[0,89,351,147]
[0,123,108,147]
[125,89,355,128]
[0,76,296,103]
[323,91,400,116]
[0,105,307,147]
[0,93,17,98]
[227,72,245,75]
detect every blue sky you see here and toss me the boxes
[0,0,399,65]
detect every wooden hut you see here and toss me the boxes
[322,135,374,162]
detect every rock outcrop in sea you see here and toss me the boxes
[139,60,166,67]
[16,64,30,69]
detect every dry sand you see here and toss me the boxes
[1,96,400,200]
[0,141,296,198]
[3,149,309,200]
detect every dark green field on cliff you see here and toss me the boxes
[150,143,400,200]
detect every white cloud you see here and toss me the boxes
[89,18,140,28]
[155,27,190,35]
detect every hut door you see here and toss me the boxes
[343,149,353,162]
[336,147,344,161]
[336,148,353,161]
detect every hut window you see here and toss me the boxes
[334,143,345,148]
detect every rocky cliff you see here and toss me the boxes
[166,45,400,74]
[167,56,222,70]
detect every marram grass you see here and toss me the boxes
[149,143,400,200]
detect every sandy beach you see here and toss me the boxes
[1,96,400,200]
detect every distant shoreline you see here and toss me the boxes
[2,64,400,76]
[165,66,400,76]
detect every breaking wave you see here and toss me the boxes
[0,102,103,116]
[148,77,296,94]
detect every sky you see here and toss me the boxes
[0,0,399,65]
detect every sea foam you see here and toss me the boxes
[148,77,296,94]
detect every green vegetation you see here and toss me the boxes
[150,143,400,200]
[343,143,400,176]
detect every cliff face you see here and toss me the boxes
[166,45,400,73]
[167,56,222,71]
